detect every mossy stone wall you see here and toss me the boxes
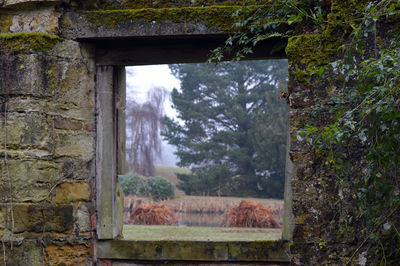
[285,1,400,265]
[0,0,391,265]
[0,2,96,264]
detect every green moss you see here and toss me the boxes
[84,6,259,32]
[97,0,267,10]
[328,0,369,34]
[60,15,74,28]
[284,0,375,87]
[293,68,312,85]
[98,238,289,261]
[286,33,342,67]
[0,15,13,33]
[0,33,63,54]
[227,240,288,260]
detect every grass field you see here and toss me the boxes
[123,225,281,241]
[125,165,284,227]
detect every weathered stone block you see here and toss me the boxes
[56,181,91,203]
[55,131,94,160]
[61,3,257,40]
[46,58,96,122]
[0,54,51,97]
[0,241,43,266]
[88,0,266,9]
[54,117,83,130]
[55,104,96,122]
[61,159,94,180]
[0,55,95,119]
[0,160,61,202]
[5,98,93,131]
[53,40,90,60]
[7,8,60,34]
[48,60,95,107]
[45,244,89,266]
[0,159,92,203]
[75,202,91,233]
[6,96,49,115]
[1,0,60,7]
[10,203,73,233]
[0,112,51,149]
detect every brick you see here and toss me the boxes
[56,182,91,203]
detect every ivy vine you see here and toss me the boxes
[209,0,332,62]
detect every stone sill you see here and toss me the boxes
[96,239,290,262]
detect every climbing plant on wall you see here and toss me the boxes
[297,2,400,264]
[209,0,332,62]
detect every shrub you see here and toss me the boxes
[118,173,148,196]
[129,204,177,225]
[147,176,175,201]
[118,174,175,201]
[221,200,280,228]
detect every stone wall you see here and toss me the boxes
[0,1,96,264]
[285,2,399,264]
[0,0,396,265]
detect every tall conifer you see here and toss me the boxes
[163,60,288,198]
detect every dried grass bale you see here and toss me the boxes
[129,204,177,225]
[221,200,280,228]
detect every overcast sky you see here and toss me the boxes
[126,65,181,166]
[126,64,180,115]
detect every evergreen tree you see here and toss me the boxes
[163,60,288,198]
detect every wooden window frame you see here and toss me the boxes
[94,36,293,263]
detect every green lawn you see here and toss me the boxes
[123,225,281,241]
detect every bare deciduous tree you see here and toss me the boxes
[126,87,167,176]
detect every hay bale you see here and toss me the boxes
[221,200,280,228]
[129,204,177,225]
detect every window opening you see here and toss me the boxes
[118,59,288,241]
